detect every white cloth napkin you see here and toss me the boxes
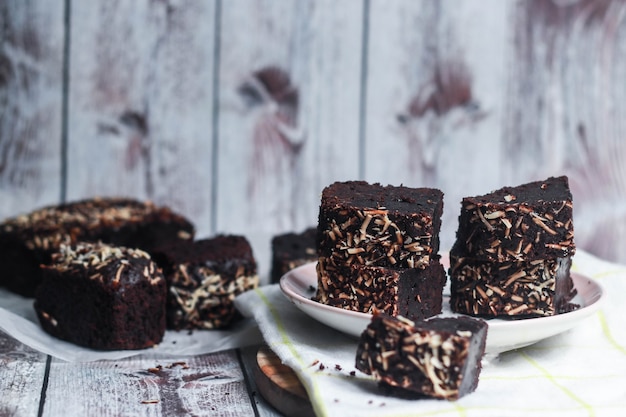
[234,249,626,417]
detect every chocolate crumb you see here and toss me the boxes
[349,371,356,377]
[166,361,188,369]
[335,364,342,371]
[141,399,159,404]
[147,365,163,374]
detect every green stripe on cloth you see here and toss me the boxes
[520,352,595,417]
[598,310,626,356]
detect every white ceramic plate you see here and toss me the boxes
[280,259,604,354]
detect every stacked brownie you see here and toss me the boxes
[270,227,317,284]
[449,176,577,318]
[314,181,446,321]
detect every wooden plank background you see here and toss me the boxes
[2,0,626,281]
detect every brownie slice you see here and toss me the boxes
[314,257,446,321]
[151,235,259,330]
[356,314,487,400]
[450,176,575,262]
[270,227,317,284]
[449,255,576,317]
[318,181,444,269]
[0,197,194,296]
[34,242,167,350]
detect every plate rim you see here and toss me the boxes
[279,259,605,350]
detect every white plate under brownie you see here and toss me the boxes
[279,256,604,354]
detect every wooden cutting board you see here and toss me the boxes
[254,346,315,417]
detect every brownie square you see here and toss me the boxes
[450,176,575,262]
[314,258,446,321]
[270,227,317,284]
[356,314,487,400]
[318,181,444,269]
[34,242,167,350]
[151,235,259,330]
[449,255,576,317]
[0,197,194,296]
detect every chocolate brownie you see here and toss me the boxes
[450,176,575,262]
[151,235,259,330]
[314,257,446,321]
[449,255,576,317]
[34,242,166,350]
[356,314,487,400]
[0,197,194,296]
[449,176,578,318]
[318,181,444,269]
[270,227,317,284]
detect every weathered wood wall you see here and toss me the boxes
[2,0,626,280]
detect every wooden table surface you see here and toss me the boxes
[0,329,286,417]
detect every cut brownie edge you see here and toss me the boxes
[314,258,445,321]
[451,176,575,263]
[449,255,578,318]
[152,236,259,330]
[355,314,488,400]
[318,181,444,270]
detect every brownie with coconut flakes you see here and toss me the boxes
[317,181,444,270]
[450,176,575,263]
[355,314,487,400]
[0,197,194,297]
[151,235,259,330]
[449,255,576,317]
[34,242,167,350]
[314,257,446,321]
[270,227,317,284]
[449,176,578,318]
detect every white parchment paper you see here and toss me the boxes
[0,288,262,362]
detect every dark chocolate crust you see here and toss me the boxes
[314,258,445,321]
[451,176,575,262]
[0,197,194,296]
[270,227,317,284]
[355,314,487,400]
[318,181,444,269]
[34,242,166,350]
[151,235,259,330]
[449,255,576,317]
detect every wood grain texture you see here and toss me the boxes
[254,346,314,417]
[504,0,626,263]
[238,346,286,417]
[2,0,626,270]
[364,0,510,251]
[0,0,64,220]
[66,0,217,237]
[217,0,364,279]
[42,350,254,417]
[0,330,48,417]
